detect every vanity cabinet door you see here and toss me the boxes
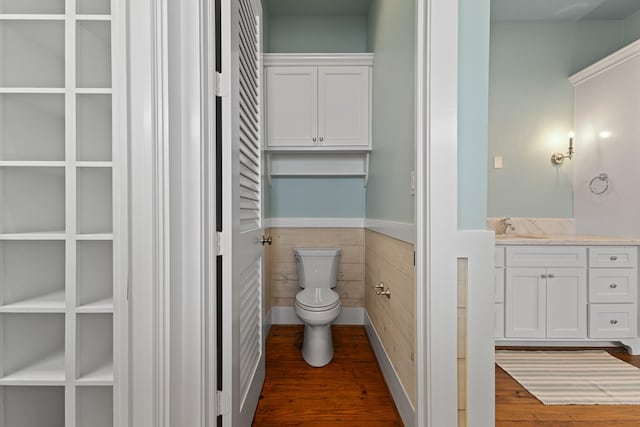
[505,268,546,338]
[546,268,587,338]
[266,66,318,147]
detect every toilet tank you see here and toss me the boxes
[294,248,341,289]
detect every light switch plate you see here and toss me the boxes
[494,156,503,169]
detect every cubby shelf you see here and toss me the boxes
[0,351,65,386]
[0,161,66,167]
[0,231,66,240]
[76,161,113,168]
[0,1,121,424]
[76,297,114,314]
[0,14,65,21]
[76,233,114,241]
[76,362,113,386]
[0,291,65,313]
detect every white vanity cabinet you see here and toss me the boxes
[266,65,370,148]
[494,248,505,338]
[506,267,587,338]
[504,247,587,339]
[588,247,638,339]
[498,243,640,352]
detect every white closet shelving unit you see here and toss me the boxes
[0,0,126,426]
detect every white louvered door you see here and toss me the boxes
[221,0,264,425]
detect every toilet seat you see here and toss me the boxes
[295,288,340,312]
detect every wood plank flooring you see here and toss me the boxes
[496,347,640,426]
[252,325,403,426]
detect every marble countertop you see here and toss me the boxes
[495,234,640,246]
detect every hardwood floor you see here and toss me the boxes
[496,347,640,426]
[252,325,403,426]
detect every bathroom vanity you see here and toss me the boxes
[494,236,640,354]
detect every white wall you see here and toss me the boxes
[573,42,640,238]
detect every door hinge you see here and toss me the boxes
[215,72,226,97]
[217,390,230,416]
[217,231,224,256]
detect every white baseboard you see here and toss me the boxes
[365,219,415,244]
[270,306,364,325]
[266,217,365,228]
[496,340,621,348]
[264,308,273,344]
[364,311,415,426]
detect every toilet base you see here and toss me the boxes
[302,323,334,367]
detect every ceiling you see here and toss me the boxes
[491,0,640,21]
[264,0,372,16]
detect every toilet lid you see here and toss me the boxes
[295,288,340,311]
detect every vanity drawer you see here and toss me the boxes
[589,247,637,268]
[495,267,505,303]
[506,246,586,268]
[589,269,637,303]
[495,247,505,267]
[589,304,637,339]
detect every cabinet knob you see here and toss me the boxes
[610,255,618,261]
[312,137,317,142]
[541,274,548,279]
[548,273,555,278]
[610,283,618,289]
[610,319,619,325]
[319,137,324,142]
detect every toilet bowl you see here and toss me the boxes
[294,248,342,367]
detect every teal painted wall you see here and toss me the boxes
[267,15,368,53]
[488,21,629,218]
[365,0,415,224]
[624,9,640,44]
[458,0,490,229]
[261,1,271,52]
[265,13,368,218]
[269,178,365,217]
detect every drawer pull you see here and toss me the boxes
[610,283,618,289]
[610,256,618,261]
[610,319,619,325]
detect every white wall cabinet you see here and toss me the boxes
[0,1,126,425]
[266,65,369,148]
[263,54,373,184]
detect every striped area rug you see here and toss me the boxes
[495,350,640,405]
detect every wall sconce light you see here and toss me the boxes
[551,131,575,165]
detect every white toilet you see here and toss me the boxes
[294,247,342,367]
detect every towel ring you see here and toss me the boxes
[589,173,609,195]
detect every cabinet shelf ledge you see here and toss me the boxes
[76,362,113,386]
[0,351,65,385]
[265,146,371,153]
[0,290,65,313]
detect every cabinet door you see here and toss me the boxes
[266,66,318,147]
[505,268,546,338]
[546,268,587,338]
[317,66,369,146]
